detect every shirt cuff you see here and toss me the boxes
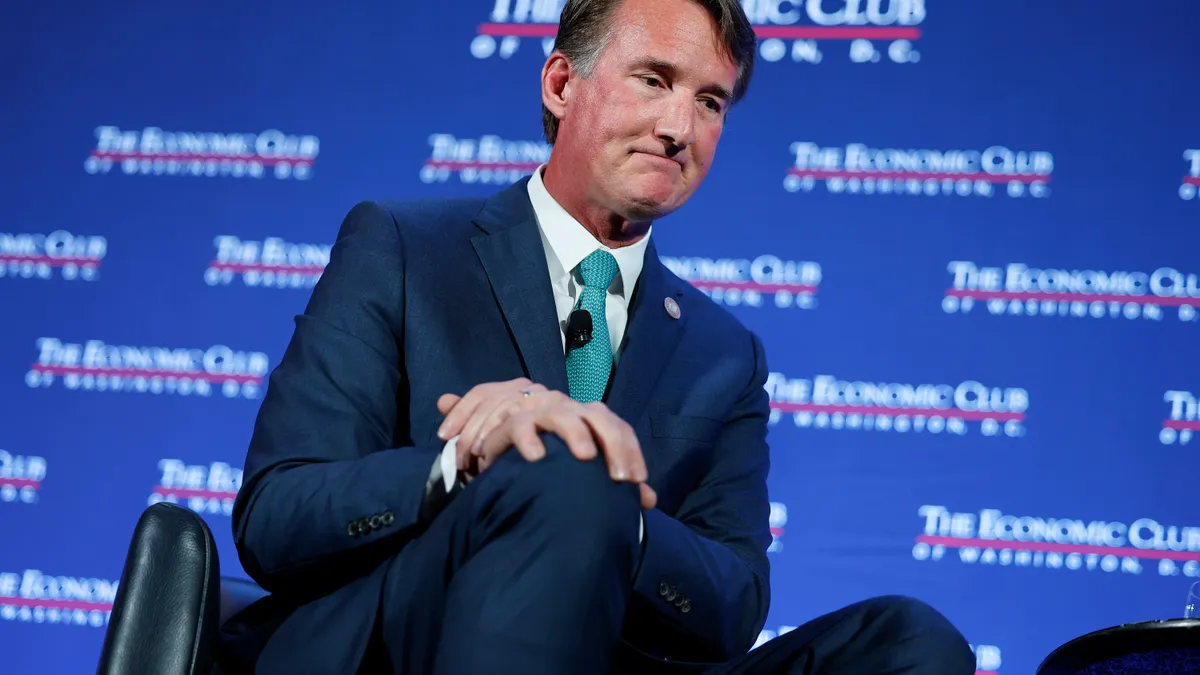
[420,436,463,524]
[426,435,461,495]
[440,435,459,492]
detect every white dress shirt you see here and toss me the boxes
[429,166,652,538]
[526,164,651,362]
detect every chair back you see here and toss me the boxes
[97,503,221,675]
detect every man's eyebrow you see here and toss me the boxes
[633,57,733,101]
[705,82,734,102]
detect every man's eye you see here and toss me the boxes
[641,76,662,87]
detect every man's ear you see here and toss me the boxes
[541,52,572,122]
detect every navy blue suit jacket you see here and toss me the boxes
[227,178,773,672]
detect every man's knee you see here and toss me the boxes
[481,432,642,546]
[864,595,975,671]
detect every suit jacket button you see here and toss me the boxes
[674,596,685,607]
[658,582,670,597]
[382,511,395,525]
[680,599,691,613]
[347,521,359,537]
[369,514,382,530]
[666,589,677,602]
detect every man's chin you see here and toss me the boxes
[619,181,690,220]
[621,193,682,221]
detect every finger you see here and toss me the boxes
[623,420,648,483]
[509,415,547,462]
[458,380,542,451]
[468,389,556,467]
[456,434,476,472]
[470,397,522,455]
[542,407,598,461]
[640,483,657,510]
[437,382,499,440]
[436,393,461,415]
[459,389,509,456]
[479,412,544,464]
[580,405,639,482]
[478,410,528,464]
[484,382,551,440]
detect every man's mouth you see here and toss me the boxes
[634,151,684,170]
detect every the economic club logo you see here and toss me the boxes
[765,373,1028,438]
[472,0,926,66]
[85,126,319,180]
[786,143,1053,198]
[0,450,45,505]
[26,338,268,399]
[913,505,1200,579]
[149,459,242,517]
[944,261,1200,323]
[660,254,820,310]
[1162,390,1197,447]
[0,570,116,628]
[205,235,330,289]
[0,231,106,281]
[421,133,550,186]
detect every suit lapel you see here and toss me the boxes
[605,240,686,423]
[470,179,570,393]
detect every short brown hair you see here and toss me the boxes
[542,0,756,143]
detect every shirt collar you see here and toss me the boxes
[527,164,651,303]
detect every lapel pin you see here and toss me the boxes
[664,297,681,319]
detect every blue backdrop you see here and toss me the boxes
[3,1,1199,673]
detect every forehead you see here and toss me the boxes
[602,0,738,86]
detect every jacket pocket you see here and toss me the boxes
[650,415,723,444]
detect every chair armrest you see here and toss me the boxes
[97,502,221,675]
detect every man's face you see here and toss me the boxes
[554,0,740,221]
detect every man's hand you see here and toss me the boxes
[437,378,550,463]
[437,378,656,510]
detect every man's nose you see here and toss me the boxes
[654,96,696,152]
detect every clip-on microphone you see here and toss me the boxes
[566,309,593,352]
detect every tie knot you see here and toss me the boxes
[578,249,618,290]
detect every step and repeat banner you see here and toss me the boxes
[3,1,1198,673]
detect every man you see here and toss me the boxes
[222,0,976,673]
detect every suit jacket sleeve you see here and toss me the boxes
[624,331,773,662]
[231,201,443,595]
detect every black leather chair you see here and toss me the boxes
[96,502,268,675]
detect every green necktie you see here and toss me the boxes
[566,249,619,403]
